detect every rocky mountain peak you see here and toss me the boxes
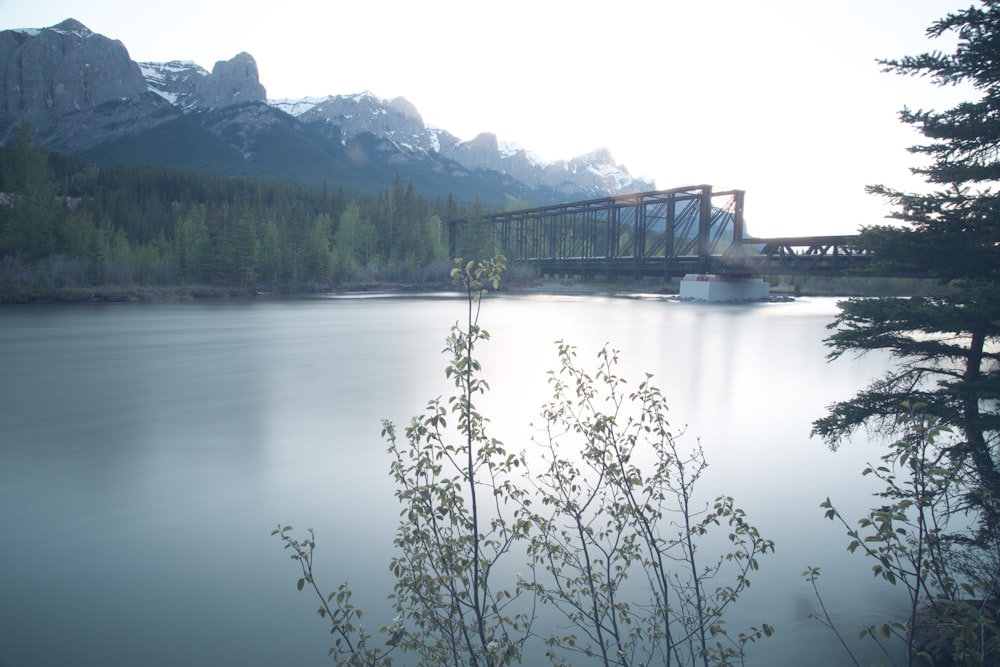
[467,132,500,150]
[49,18,94,38]
[293,91,431,150]
[139,60,208,109]
[139,51,266,111]
[0,19,655,203]
[276,89,655,198]
[579,147,615,165]
[443,132,504,172]
[388,96,421,123]
[0,18,147,114]
[197,51,266,109]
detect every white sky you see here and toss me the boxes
[0,0,976,236]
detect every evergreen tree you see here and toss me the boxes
[421,214,447,262]
[224,192,260,286]
[302,213,333,283]
[86,216,112,284]
[58,209,94,260]
[455,196,496,262]
[173,207,211,283]
[813,2,1000,532]
[0,130,490,294]
[258,218,284,285]
[0,124,59,261]
[332,199,377,270]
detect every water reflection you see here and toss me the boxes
[0,295,901,666]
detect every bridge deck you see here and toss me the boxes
[449,187,870,278]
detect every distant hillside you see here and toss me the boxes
[0,19,655,207]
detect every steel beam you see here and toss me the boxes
[446,187,880,279]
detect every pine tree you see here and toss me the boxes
[258,218,284,285]
[173,207,211,283]
[303,213,333,283]
[225,192,259,286]
[0,123,59,261]
[333,199,377,269]
[813,2,1000,530]
[456,196,495,263]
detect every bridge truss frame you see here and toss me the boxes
[448,186,869,278]
[451,185,742,274]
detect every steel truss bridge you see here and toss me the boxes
[448,185,869,279]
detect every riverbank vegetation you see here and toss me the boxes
[0,122,948,305]
[808,3,1000,665]
[275,3,1000,666]
[5,2,997,664]
[277,258,774,666]
[0,125,509,302]
[766,274,947,298]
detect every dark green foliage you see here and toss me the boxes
[332,200,378,279]
[453,197,498,264]
[814,1,1000,527]
[382,257,532,667]
[81,115,253,179]
[811,5,1000,664]
[811,406,1000,666]
[0,123,468,295]
[0,123,58,261]
[80,104,388,192]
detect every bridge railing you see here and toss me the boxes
[448,188,870,278]
[717,236,870,276]
[449,185,744,270]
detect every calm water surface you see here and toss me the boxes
[0,293,903,666]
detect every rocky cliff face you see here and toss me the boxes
[277,92,654,198]
[139,60,208,110]
[140,52,266,111]
[276,92,435,153]
[0,18,655,204]
[197,52,266,109]
[0,19,147,114]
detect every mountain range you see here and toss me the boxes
[0,19,655,206]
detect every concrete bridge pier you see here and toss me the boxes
[679,274,770,302]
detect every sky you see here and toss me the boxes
[0,0,979,237]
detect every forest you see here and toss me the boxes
[4,3,1000,662]
[0,122,499,300]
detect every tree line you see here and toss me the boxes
[0,123,498,295]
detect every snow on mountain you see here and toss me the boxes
[267,91,653,196]
[270,96,328,116]
[139,60,208,108]
[498,140,543,166]
[426,127,444,153]
[0,18,652,200]
[48,19,93,39]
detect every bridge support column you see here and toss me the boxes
[679,274,770,302]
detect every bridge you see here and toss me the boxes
[448,185,869,280]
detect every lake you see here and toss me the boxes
[0,291,905,666]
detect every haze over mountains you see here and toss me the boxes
[0,19,654,205]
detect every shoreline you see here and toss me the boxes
[0,275,925,305]
[0,279,674,305]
